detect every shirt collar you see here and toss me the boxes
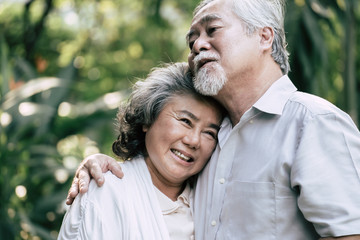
[217,76,297,148]
[218,117,232,148]
[154,183,191,215]
[253,75,297,115]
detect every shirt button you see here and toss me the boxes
[249,120,254,124]
[211,220,217,226]
[219,178,225,184]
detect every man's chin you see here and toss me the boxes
[193,78,222,96]
[193,70,226,96]
[196,88,218,96]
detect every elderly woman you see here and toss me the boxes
[58,62,225,240]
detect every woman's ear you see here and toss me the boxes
[260,26,274,51]
[143,125,149,132]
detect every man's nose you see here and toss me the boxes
[192,35,211,54]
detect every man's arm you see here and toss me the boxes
[65,153,123,205]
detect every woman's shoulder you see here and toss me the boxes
[89,156,148,193]
[106,156,146,178]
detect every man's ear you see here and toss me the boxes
[260,26,274,51]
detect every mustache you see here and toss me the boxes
[193,52,220,71]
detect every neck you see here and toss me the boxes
[153,180,185,201]
[145,157,185,201]
[216,65,283,126]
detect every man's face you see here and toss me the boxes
[187,0,261,96]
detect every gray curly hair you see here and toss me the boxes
[112,62,225,160]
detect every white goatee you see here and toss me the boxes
[193,52,227,96]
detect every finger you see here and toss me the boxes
[84,159,105,187]
[108,158,124,179]
[66,196,74,205]
[66,178,79,205]
[78,168,91,193]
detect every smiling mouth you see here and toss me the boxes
[171,149,194,162]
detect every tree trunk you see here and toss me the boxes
[343,0,357,125]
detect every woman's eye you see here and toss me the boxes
[205,131,217,140]
[180,118,191,125]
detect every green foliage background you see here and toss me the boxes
[0,0,359,239]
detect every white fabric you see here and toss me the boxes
[155,184,195,240]
[193,75,360,239]
[58,157,171,240]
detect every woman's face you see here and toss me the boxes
[143,93,222,186]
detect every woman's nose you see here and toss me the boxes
[183,130,201,150]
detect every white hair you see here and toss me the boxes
[194,0,290,75]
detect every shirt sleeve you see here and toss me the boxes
[57,181,110,240]
[291,111,360,237]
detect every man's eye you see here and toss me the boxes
[208,27,217,35]
[188,38,196,50]
[189,41,194,50]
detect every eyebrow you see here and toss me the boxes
[179,110,221,131]
[186,13,222,43]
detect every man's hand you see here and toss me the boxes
[321,235,360,240]
[65,153,123,205]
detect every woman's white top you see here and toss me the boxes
[155,183,194,240]
[58,157,194,240]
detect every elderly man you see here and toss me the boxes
[66,0,360,239]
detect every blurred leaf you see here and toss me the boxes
[1,0,359,239]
